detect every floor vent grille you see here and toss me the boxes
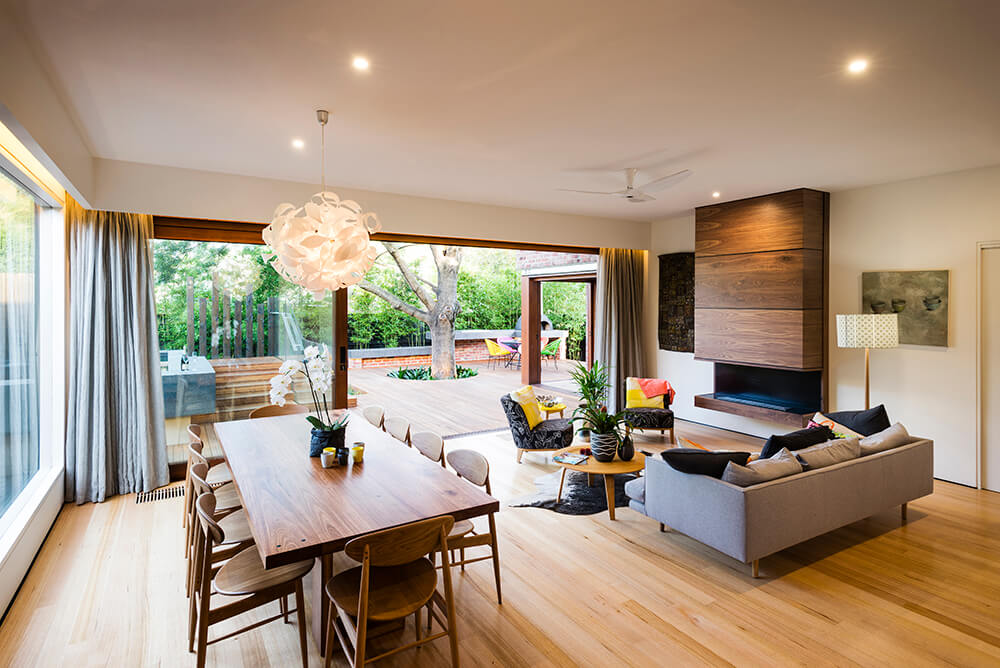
[136,485,186,504]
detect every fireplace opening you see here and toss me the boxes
[712,363,822,414]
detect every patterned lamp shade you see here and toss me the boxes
[836,313,899,349]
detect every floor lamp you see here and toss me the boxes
[836,313,899,409]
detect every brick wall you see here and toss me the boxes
[348,337,564,369]
[515,250,595,271]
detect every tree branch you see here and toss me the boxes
[357,279,430,324]
[382,242,437,309]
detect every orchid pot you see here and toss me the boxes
[269,345,350,457]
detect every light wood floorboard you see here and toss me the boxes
[2,423,999,667]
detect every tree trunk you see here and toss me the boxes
[430,318,456,379]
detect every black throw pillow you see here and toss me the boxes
[826,404,891,437]
[759,425,835,459]
[660,448,751,478]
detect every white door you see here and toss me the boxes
[984,246,1000,492]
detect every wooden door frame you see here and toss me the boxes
[151,215,601,402]
[976,240,1000,490]
[520,272,597,385]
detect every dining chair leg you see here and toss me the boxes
[415,606,422,644]
[488,513,502,605]
[324,598,334,668]
[280,594,288,623]
[196,571,211,668]
[460,547,465,571]
[440,548,460,667]
[295,581,308,668]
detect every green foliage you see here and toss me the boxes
[307,412,349,432]
[455,250,520,330]
[542,282,587,360]
[571,403,625,437]
[569,361,610,407]
[387,366,479,380]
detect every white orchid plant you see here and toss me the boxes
[269,344,349,432]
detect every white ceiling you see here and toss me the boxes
[15,0,1000,221]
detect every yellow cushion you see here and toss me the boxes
[625,377,664,409]
[510,386,543,429]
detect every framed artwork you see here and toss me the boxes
[861,270,949,346]
[658,252,694,352]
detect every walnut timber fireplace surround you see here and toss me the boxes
[693,188,829,427]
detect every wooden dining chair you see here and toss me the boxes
[362,405,386,430]
[442,449,503,604]
[248,402,309,419]
[192,493,313,668]
[384,416,411,446]
[183,425,232,532]
[185,444,241,562]
[324,516,459,668]
[411,431,446,467]
[186,463,251,600]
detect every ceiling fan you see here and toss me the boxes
[557,167,691,203]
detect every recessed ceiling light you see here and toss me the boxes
[291,138,305,149]
[352,56,370,71]
[712,191,721,198]
[847,58,868,74]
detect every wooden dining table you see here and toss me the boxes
[200,413,500,654]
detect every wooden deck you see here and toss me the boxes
[349,361,580,436]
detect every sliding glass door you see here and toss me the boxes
[0,170,39,518]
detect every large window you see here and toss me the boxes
[0,170,39,517]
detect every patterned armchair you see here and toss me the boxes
[623,391,676,444]
[500,394,573,463]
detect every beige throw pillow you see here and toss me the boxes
[859,423,911,456]
[722,447,803,487]
[795,437,860,469]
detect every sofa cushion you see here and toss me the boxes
[859,423,910,456]
[722,448,802,487]
[660,448,751,478]
[624,476,645,504]
[826,405,891,437]
[760,425,835,459]
[794,437,860,470]
[528,418,574,450]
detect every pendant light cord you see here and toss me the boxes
[321,120,326,192]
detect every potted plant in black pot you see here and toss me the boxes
[572,402,625,462]
[569,362,611,443]
[268,344,350,457]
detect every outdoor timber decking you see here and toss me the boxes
[349,361,579,436]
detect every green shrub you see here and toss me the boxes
[387,366,479,380]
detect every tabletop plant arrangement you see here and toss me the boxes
[569,362,625,462]
[269,344,350,457]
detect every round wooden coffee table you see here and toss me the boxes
[553,445,645,520]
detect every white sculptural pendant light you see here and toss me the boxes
[262,109,381,298]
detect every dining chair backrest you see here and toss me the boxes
[189,442,208,467]
[189,462,214,497]
[446,449,490,492]
[248,402,309,419]
[188,423,202,444]
[411,431,445,464]
[485,339,512,356]
[344,516,455,567]
[541,339,560,355]
[362,405,385,429]
[384,416,411,444]
[194,493,225,545]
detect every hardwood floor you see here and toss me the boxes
[2,423,999,667]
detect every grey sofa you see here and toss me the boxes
[625,437,934,576]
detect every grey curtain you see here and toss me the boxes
[65,197,168,504]
[595,248,647,412]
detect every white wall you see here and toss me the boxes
[0,3,94,206]
[646,165,1000,485]
[93,158,650,250]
